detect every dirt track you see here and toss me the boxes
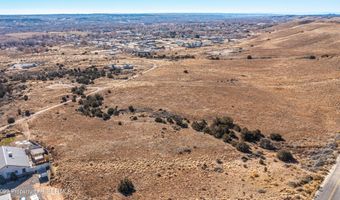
[0,64,159,132]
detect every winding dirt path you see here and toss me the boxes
[0,64,159,133]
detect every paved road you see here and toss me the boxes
[315,157,340,200]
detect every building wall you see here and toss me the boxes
[0,163,50,179]
[32,163,50,173]
[0,166,31,179]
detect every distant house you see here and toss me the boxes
[110,64,134,70]
[11,63,37,70]
[0,146,49,180]
[136,51,152,58]
[123,64,134,70]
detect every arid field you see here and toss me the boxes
[0,17,339,200]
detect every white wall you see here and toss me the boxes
[32,163,50,173]
[0,163,50,179]
[0,166,31,179]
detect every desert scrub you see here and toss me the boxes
[236,142,251,153]
[270,133,284,141]
[277,150,295,162]
[117,178,135,196]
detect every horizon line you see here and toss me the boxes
[0,12,339,16]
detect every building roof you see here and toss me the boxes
[0,146,31,169]
[30,148,45,156]
[0,193,11,200]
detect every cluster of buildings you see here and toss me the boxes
[55,19,273,57]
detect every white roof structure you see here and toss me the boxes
[30,148,45,156]
[0,146,31,169]
[0,193,12,200]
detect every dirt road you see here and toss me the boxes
[0,64,159,132]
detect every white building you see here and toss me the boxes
[10,63,37,70]
[0,146,31,179]
[0,146,49,180]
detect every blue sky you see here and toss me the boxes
[0,0,339,15]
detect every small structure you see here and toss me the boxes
[136,51,152,58]
[123,64,134,70]
[110,64,134,70]
[10,63,37,70]
[29,148,46,165]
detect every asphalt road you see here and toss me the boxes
[315,157,340,200]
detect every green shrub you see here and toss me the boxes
[76,76,91,85]
[107,73,113,78]
[102,113,110,121]
[106,107,120,116]
[211,126,228,139]
[277,150,295,162]
[223,134,233,143]
[259,159,265,165]
[209,117,234,138]
[232,124,241,132]
[128,105,135,113]
[61,96,67,102]
[241,128,264,143]
[166,117,174,124]
[212,116,234,128]
[7,117,15,124]
[117,178,135,196]
[131,116,138,121]
[253,129,264,140]
[24,110,31,117]
[155,117,166,124]
[236,142,251,153]
[270,133,284,141]
[72,95,77,102]
[0,83,8,98]
[94,94,103,101]
[172,115,188,128]
[94,108,103,118]
[191,120,207,132]
[203,127,211,134]
[259,138,276,150]
[107,108,115,116]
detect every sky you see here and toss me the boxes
[0,0,339,15]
